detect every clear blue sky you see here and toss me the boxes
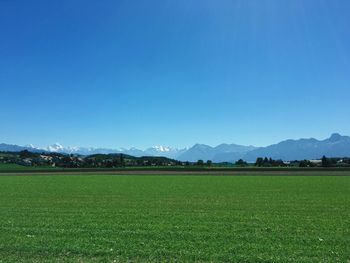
[1,0,350,149]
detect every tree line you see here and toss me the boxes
[2,150,350,168]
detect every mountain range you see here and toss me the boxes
[1,133,350,162]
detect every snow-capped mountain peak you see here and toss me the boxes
[152,146,171,152]
[25,144,36,149]
[47,143,64,152]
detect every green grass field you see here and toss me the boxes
[0,175,349,262]
[0,163,27,169]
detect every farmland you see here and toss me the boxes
[0,174,349,262]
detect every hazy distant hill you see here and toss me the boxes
[242,133,350,162]
[0,143,45,153]
[177,143,257,162]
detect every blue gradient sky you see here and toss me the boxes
[1,0,350,149]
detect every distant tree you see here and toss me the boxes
[299,160,309,167]
[120,154,125,166]
[206,160,212,166]
[105,160,113,168]
[322,155,331,167]
[136,159,143,166]
[255,157,286,167]
[272,159,285,167]
[255,157,263,167]
[19,150,32,158]
[176,161,183,166]
[197,160,204,166]
[185,161,190,166]
[235,159,248,166]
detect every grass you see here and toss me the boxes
[0,163,56,170]
[0,163,26,169]
[0,175,349,262]
[1,165,350,174]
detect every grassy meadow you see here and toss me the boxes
[0,175,349,262]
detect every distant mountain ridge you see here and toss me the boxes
[242,133,350,162]
[1,133,350,162]
[177,143,257,162]
[0,143,47,153]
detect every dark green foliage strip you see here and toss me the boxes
[0,151,183,169]
[0,175,349,262]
